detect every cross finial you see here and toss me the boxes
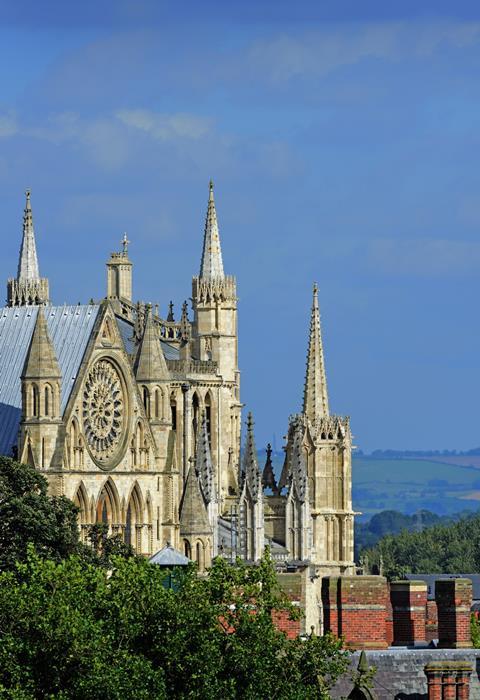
[122,232,130,254]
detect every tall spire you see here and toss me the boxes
[303,284,329,422]
[17,190,40,281]
[7,191,49,306]
[199,180,224,279]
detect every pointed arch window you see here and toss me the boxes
[143,386,150,418]
[32,384,40,417]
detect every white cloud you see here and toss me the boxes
[116,109,212,141]
[247,22,480,82]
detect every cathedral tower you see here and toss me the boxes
[278,285,355,573]
[191,182,241,506]
[7,191,49,306]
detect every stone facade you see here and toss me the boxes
[1,185,355,582]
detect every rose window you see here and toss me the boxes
[83,359,124,463]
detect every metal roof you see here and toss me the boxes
[149,543,191,566]
[0,304,100,456]
[116,315,179,360]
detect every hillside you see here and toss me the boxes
[264,449,480,520]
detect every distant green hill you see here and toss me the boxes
[261,450,480,520]
[353,456,480,520]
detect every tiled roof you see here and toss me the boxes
[0,304,100,455]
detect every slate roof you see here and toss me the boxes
[149,543,191,566]
[0,304,100,456]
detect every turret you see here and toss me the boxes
[134,305,171,455]
[106,233,133,302]
[7,191,49,306]
[19,306,62,469]
[179,464,212,571]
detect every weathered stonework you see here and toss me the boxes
[2,183,355,594]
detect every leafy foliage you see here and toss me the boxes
[362,512,480,579]
[0,550,349,699]
[0,456,80,571]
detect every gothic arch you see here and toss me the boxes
[125,481,144,549]
[142,385,151,418]
[96,478,121,532]
[73,482,90,542]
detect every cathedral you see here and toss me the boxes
[0,185,355,578]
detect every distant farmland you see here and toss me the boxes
[353,456,480,520]
[262,450,480,521]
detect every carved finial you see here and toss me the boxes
[262,442,278,494]
[167,301,174,322]
[122,232,130,254]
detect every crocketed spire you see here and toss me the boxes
[195,412,215,504]
[199,180,224,279]
[17,190,40,281]
[302,283,329,422]
[134,305,169,382]
[7,191,50,306]
[241,412,262,501]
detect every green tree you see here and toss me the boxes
[363,512,480,579]
[0,457,80,571]
[0,549,349,699]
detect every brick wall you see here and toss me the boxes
[436,579,472,649]
[427,600,439,644]
[390,580,427,646]
[322,575,389,650]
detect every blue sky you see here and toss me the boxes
[0,1,479,452]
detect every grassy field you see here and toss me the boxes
[353,457,480,520]
[265,450,480,521]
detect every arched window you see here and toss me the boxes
[96,479,120,534]
[44,386,49,417]
[32,384,39,417]
[143,386,150,418]
[170,393,177,431]
[155,388,161,419]
[192,392,200,448]
[196,541,203,571]
[204,392,212,446]
[184,539,191,558]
